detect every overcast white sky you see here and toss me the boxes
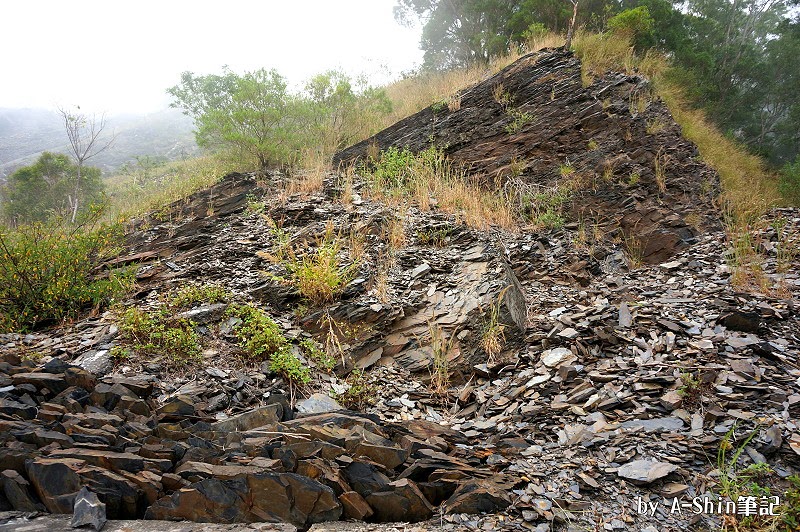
[0,0,423,114]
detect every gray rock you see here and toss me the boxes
[540,347,573,368]
[296,394,342,414]
[71,487,106,531]
[618,302,633,328]
[73,350,113,376]
[617,460,677,485]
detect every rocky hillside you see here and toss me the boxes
[1,49,799,532]
[336,48,719,264]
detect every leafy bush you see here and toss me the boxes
[300,338,336,372]
[0,219,132,332]
[168,68,391,170]
[269,349,311,385]
[114,306,201,366]
[226,304,287,360]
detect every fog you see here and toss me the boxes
[0,0,423,114]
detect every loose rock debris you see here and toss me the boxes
[1,48,799,532]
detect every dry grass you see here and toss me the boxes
[365,147,517,231]
[570,31,783,292]
[104,155,245,222]
[385,217,407,249]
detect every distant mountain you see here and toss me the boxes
[0,108,199,180]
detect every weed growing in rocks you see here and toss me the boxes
[505,109,534,134]
[654,147,668,193]
[428,322,455,397]
[334,368,377,410]
[166,283,230,308]
[269,349,311,386]
[226,304,287,360]
[364,146,515,230]
[300,338,336,373]
[622,231,645,269]
[245,193,267,215]
[283,223,360,306]
[416,227,452,246]
[480,289,507,363]
[713,426,795,531]
[114,306,201,367]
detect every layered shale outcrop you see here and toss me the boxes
[336,48,720,263]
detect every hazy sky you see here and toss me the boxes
[1,0,423,114]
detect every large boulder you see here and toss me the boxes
[144,472,341,527]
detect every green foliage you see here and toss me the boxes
[607,6,655,51]
[115,306,201,366]
[166,283,230,308]
[514,185,569,229]
[304,70,393,157]
[285,233,359,306]
[334,369,377,410]
[1,152,105,224]
[416,227,452,247]
[168,67,391,170]
[300,338,336,373]
[269,349,311,385]
[504,108,534,134]
[0,218,132,332]
[226,304,287,360]
[779,157,800,205]
[368,146,420,189]
[169,68,309,170]
[781,475,800,531]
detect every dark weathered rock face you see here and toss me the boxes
[335,48,720,263]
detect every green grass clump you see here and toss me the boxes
[114,306,201,366]
[167,283,230,308]
[505,109,534,134]
[277,222,360,307]
[226,304,287,360]
[0,219,133,332]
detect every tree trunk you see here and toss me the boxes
[565,0,579,49]
[71,162,81,223]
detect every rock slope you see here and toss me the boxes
[1,49,799,532]
[336,48,720,264]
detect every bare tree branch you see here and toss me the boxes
[58,106,116,223]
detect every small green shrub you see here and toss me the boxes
[269,349,311,385]
[335,369,376,410]
[781,475,800,531]
[226,304,287,360]
[279,223,359,306]
[115,306,201,366]
[416,227,452,246]
[167,283,230,308]
[0,219,133,332]
[505,109,534,134]
[300,338,336,372]
[369,146,415,189]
